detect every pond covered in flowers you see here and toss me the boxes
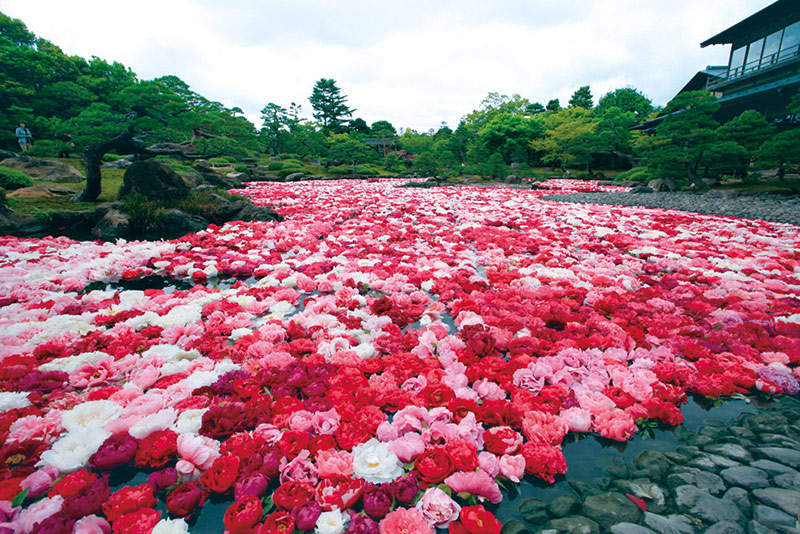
[0,179,798,533]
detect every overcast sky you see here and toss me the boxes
[0,0,773,131]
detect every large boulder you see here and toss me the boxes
[118,161,190,201]
[649,178,679,192]
[92,208,130,240]
[284,172,305,182]
[101,156,134,169]
[7,183,76,199]
[0,156,84,183]
[504,175,521,184]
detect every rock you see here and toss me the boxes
[746,520,772,534]
[749,460,798,476]
[630,185,654,194]
[633,451,674,482]
[180,172,204,188]
[546,516,600,534]
[159,210,208,239]
[118,161,190,201]
[752,505,798,529]
[674,485,742,524]
[773,471,800,490]
[751,487,800,516]
[704,444,753,464]
[0,155,84,182]
[549,495,581,518]
[228,202,282,223]
[505,175,521,184]
[749,414,787,433]
[309,158,322,166]
[643,513,697,534]
[520,498,551,523]
[614,480,667,509]
[7,183,76,199]
[48,210,98,236]
[754,447,800,469]
[686,453,739,471]
[610,524,656,534]
[284,172,305,182]
[666,468,725,495]
[720,466,770,489]
[226,172,248,180]
[501,520,532,534]
[510,162,519,170]
[568,481,601,499]
[100,156,134,169]
[582,492,643,530]
[607,457,633,479]
[722,487,751,515]
[648,178,678,192]
[92,208,130,240]
[704,522,744,534]
[0,208,48,237]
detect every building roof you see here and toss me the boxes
[678,66,728,93]
[701,0,800,47]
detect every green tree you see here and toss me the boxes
[546,98,561,112]
[327,133,370,166]
[596,87,653,121]
[756,129,800,181]
[717,109,773,152]
[568,86,593,109]
[645,91,720,187]
[348,117,370,135]
[531,108,603,172]
[309,78,353,131]
[479,113,543,164]
[260,102,291,155]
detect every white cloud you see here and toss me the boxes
[0,0,773,130]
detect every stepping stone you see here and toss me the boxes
[752,504,798,529]
[751,487,800,516]
[643,512,697,534]
[719,466,770,489]
[754,447,800,469]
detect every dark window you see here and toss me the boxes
[729,45,746,77]
[762,29,783,65]
[746,37,764,71]
[780,21,800,59]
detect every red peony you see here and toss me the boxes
[166,481,208,517]
[414,447,455,486]
[134,429,178,469]
[200,455,240,493]
[483,426,523,455]
[223,495,263,532]
[450,505,502,534]
[447,439,479,471]
[272,481,315,511]
[520,442,567,483]
[258,511,295,534]
[102,484,157,522]
[111,508,160,534]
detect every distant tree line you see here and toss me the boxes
[2,10,798,189]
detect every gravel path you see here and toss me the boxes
[541,190,800,226]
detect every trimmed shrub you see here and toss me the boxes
[0,166,34,190]
[614,167,651,183]
[26,140,61,158]
[327,167,351,175]
[282,159,304,167]
[267,162,283,170]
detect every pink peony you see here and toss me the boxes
[499,454,526,483]
[443,471,503,504]
[593,410,637,442]
[379,508,433,534]
[559,407,592,433]
[388,432,426,463]
[522,411,569,446]
[315,449,354,478]
[414,487,461,528]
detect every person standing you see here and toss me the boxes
[15,122,32,152]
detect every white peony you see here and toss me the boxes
[61,400,122,432]
[39,430,110,473]
[152,518,190,534]
[129,408,177,439]
[0,391,31,412]
[351,438,404,484]
[173,408,208,434]
[315,509,349,534]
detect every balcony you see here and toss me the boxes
[708,46,800,90]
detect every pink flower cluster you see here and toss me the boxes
[0,178,797,533]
